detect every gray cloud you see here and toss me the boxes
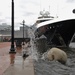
[5,17,11,19]
[20,0,40,6]
[66,0,75,2]
[0,12,2,16]
[0,19,4,22]
[23,12,35,16]
[0,19,6,25]
[19,1,40,10]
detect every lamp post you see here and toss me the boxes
[20,20,25,45]
[9,0,16,64]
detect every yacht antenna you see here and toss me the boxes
[49,6,50,16]
[56,4,58,18]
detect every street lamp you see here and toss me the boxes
[9,0,16,64]
[20,20,25,45]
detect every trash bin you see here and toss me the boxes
[15,40,22,52]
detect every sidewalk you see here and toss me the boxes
[0,46,10,75]
[0,42,35,75]
[3,55,35,75]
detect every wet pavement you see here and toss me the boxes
[3,55,35,75]
[0,42,11,48]
[0,45,10,75]
[0,42,35,75]
[0,55,10,75]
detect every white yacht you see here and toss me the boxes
[34,10,54,25]
[34,12,75,47]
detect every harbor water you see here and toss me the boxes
[33,44,75,75]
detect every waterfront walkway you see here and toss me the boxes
[0,42,35,75]
[3,55,35,75]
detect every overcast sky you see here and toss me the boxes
[0,0,75,30]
